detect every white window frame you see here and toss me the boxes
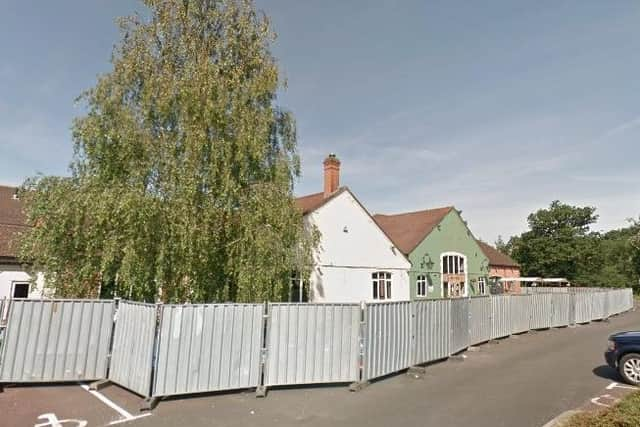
[477,277,486,295]
[289,272,308,303]
[416,275,427,297]
[440,252,468,297]
[372,271,392,301]
[12,282,30,299]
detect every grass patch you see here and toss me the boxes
[564,391,640,427]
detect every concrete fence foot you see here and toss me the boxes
[349,381,369,392]
[255,385,267,398]
[89,379,111,391]
[140,397,160,412]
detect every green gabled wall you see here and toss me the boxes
[407,210,490,299]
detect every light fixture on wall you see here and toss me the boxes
[343,226,349,233]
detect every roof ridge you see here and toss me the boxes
[374,205,454,218]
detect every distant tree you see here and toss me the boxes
[19,0,317,302]
[495,235,508,253]
[508,201,601,284]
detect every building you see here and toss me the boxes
[476,240,521,293]
[294,155,411,303]
[0,185,45,299]
[374,207,491,299]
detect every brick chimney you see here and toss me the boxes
[323,153,341,198]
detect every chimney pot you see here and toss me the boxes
[323,154,341,198]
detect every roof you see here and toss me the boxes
[476,240,519,268]
[0,185,27,260]
[373,207,454,254]
[295,187,349,215]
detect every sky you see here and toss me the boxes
[1,1,639,243]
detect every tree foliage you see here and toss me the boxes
[504,201,639,288]
[19,0,317,303]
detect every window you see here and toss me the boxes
[416,275,427,297]
[13,283,29,298]
[289,272,308,303]
[442,254,465,275]
[441,252,468,298]
[372,272,392,300]
[478,277,486,295]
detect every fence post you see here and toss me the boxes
[350,301,368,391]
[255,301,269,398]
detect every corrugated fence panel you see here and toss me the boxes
[450,298,470,354]
[154,304,263,397]
[510,295,530,334]
[551,293,571,327]
[108,301,156,397]
[0,299,114,382]
[364,302,412,381]
[529,293,552,330]
[469,297,491,345]
[590,293,606,321]
[413,299,450,365]
[491,295,511,339]
[575,293,592,323]
[265,303,360,387]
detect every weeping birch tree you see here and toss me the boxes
[19,0,317,303]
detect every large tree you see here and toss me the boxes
[507,201,601,283]
[19,0,317,303]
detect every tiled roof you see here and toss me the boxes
[295,187,348,215]
[0,185,27,260]
[373,207,454,255]
[476,240,519,267]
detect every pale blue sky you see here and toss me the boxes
[1,1,639,242]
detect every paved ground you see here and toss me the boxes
[2,308,639,427]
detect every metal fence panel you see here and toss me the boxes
[153,304,263,397]
[265,303,360,387]
[529,293,552,330]
[575,293,592,323]
[364,302,412,381]
[413,299,450,365]
[551,293,571,327]
[450,298,469,354]
[0,299,114,382]
[108,301,157,397]
[590,292,606,320]
[469,297,491,345]
[491,295,511,339]
[510,295,530,334]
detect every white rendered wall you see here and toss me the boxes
[0,264,46,300]
[306,191,411,303]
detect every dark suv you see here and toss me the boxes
[605,331,640,385]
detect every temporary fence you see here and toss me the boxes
[450,298,470,354]
[363,302,413,381]
[154,303,264,397]
[551,293,571,328]
[413,299,450,365]
[108,301,157,397]
[510,295,530,334]
[469,296,491,344]
[0,287,633,401]
[0,299,114,383]
[491,295,512,339]
[265,303,360,387]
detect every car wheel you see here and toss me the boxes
[619,353,640,385]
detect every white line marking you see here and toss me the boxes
[79,384,151,425]
[606,382,638,391]
[590,394,619,408]
[107,414,152,426]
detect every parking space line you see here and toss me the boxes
[79,384,151,425]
